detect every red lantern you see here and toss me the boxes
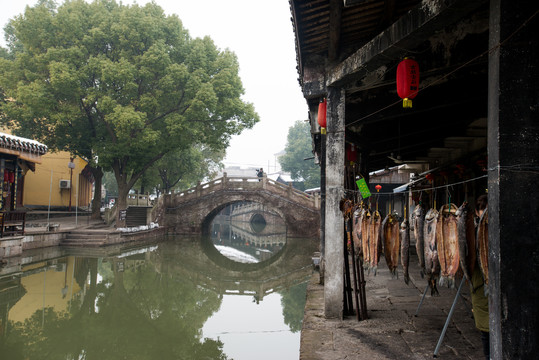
[9,172,14,183]
[317,98,327,129]
[396,58,419,108]
[346,143,357,164]
[375,184,382,192]
[3,171,8,183]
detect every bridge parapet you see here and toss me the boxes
[166,174,320,210]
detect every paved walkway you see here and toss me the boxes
[24,212,107,232]
[300,254,485,360]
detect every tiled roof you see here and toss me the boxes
[0,132,48,155]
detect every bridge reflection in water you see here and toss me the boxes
[210,201,287,263]
[0,232,318,359]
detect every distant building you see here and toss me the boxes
[305,187,320,196]
[216,166,259,178]
[367,164,427,220]
[267,172,304,190]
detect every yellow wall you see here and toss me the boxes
[23,152,93,209]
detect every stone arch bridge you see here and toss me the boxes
[159,175,320,238]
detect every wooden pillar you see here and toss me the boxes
[488,1,539,358]
[324,86,345,318]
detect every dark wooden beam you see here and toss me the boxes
[328,0,488,87]
[289,0,303,82]
[377,0,396,31]
[328,0,342,61]
[343,0,369,6]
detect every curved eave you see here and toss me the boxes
[0,132,48,164]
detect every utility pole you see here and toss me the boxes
[68,158,75,211]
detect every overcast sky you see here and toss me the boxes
[0,0,308,173]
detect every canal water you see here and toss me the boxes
[0,205,318,360]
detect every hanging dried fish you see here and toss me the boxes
[369,210,383,275]
[382,213,400,277]
[477,208,489,286]
[400,219,410,284]
[436,203,460,288]
[361,209,371,269]
[352,207,363,252]
[456,202,476,285]
[412,204,426,277]
[424,207,440,296]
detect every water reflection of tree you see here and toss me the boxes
[3,256,228,360]
[280,282,308,333]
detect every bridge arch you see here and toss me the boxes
[161,175,320,238]
[200,199,287,236]
[249,213,267,233]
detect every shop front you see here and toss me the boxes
[0,132,48,236]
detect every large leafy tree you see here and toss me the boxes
[0,0,258,226]
[279,120,320,190]
[154,144,223,195]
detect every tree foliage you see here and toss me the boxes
[279,120,320,189]
[0,0,258,225]
[155,144,223,194]
[132,143,223,195]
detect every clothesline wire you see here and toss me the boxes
[408,174,487,194]
[345,163,539,198]
[488,164,539,175]
[344,174,488,197]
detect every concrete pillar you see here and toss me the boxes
[324,86,346,318]
[488,1,539,358]
[320,128,327,282]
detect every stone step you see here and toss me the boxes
[60,227,117,247]
[65,233,111,239]
[61,238,106,247]
[64,235,107,241]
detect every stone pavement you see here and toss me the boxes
[300,254,485,360]
[24,211,107,232]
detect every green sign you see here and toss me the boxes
[356,178,371,198]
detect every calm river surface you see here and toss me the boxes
[0,229,318,360]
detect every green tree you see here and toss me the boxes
[155,143,223,194]
[279,120,320,190]
[135,143,223,196]
[0,0,258,226]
